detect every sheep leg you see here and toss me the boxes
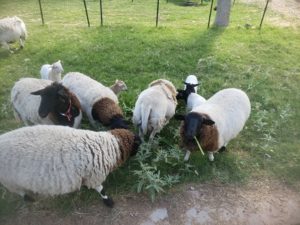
[95,185,114,208]
[208,152,214,161]
[19,38,25,49]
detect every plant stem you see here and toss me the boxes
[193,136,205,156]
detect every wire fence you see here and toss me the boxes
[0,0,272,29]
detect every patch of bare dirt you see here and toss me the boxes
[2,180,300,225]
[241,0,300,27]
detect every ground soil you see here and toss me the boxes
[1,1,300,225]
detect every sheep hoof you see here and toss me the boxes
[23,194,35,202]
[103,197,114,208]
[208,152,214,161]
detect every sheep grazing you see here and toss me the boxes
[177,84,206,111]
[132,79,177,141]
[40,60,64,82]
[110,79,128,95]
[0,125,141,207]
[0,16,27,52]
[11,78,82,128]
[176,88,251,161]
[62,72,128,129]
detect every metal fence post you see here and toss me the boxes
[83,0,90,27]
[38,0,45,25]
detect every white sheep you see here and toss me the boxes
[132,79,177,140]
[0,125,141,207]
[110,79,128,95]
[11,78,82,128]
[40,60,64,82]
[183,75,199,93]
[62,72,128,129]
[176,88,251,161]
[0,16,27,52]
[186,92,206,111]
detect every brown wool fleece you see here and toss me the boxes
[180,113,219,153]
[110,129,135,166]
[93,98,123,125]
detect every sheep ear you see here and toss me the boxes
[191,83,200,87]
[203,118,215,126]
[31,89,44,96]
[174,114,185,121]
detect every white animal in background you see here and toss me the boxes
[0,125,141,207]
[132,79,178,141]
[176,88,251,161]
[40,60,64,82]
[0,16,27,52]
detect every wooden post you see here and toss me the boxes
[207,0,214,29]
[83,0,90,27]
[259,0,270,29]
[233,0,236,6]
[156,0,160,27]
[100,0,103,26]
[38,0,45,25]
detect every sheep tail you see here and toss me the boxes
[141,103,151,135]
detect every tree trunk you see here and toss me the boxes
[214,0,232,27]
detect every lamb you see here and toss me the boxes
[177,83,206,111]
[176,88,251,161]
[0,125,141,207]
[110,79,128,95]
[183,75,199,93]
[40,60,64,82]
[132,79,177,140]
[62,72,128,129]
[11,78,82,128]
[0,16,27,52]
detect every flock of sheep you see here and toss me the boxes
[0,16,251,207]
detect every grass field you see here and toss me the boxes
[0,0,299,218]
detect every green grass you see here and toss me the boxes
[0,0,299,219]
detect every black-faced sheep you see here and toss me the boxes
[0,125,141,207]
[62,72,128,129]
[0,16,27,52]
[11,78,82,128]
[176,88,251,161]
[40,60,64,82]
[132,79,177,140]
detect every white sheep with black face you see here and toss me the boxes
[0,125,141,207]
[40,60,64,82]
[0,16,27,53]
[11,78,82,128]
[132,79,178,141]
[62,72,128,129]
[176,88,251,161]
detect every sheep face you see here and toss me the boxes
[31,82,80,126]
[115,80,127,91]
[176,83,199,101]
[177,112,214,141]
[52,60,63,74]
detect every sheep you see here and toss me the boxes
[110,79,128,95]
[62,72,128,129]
[132,79,177,141]
[40,60,64,82]
[0,125,141,207]
[183,75,199,93]
[177,83,206,111]
[175,88,251,161]
[0,16,27,53]
[11,78,82,128]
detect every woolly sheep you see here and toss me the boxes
[183,75,199,93]
[176,88,251,161]
[11,78,82,128]
[177,84,206,111]
[0,16,27,52]
[62,72,128,129]
[0,125,141,207]
[110,79,128,95]
[40,60,64,82]
[132,79,177,141]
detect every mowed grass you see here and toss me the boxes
[0,0,300,218]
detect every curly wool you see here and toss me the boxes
[92,98,123,126]
[0,125,137,197]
